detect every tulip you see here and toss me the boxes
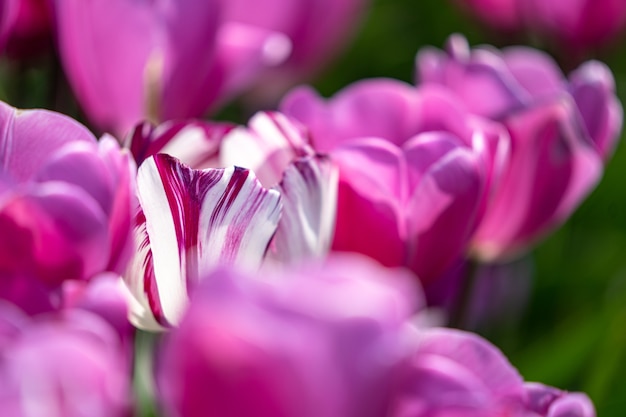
[221,0,368,102]
[280,79,509,284]
[0,101,136,312]
[0,0,18,52]
[123,112,338,330]
[157,254,422,417]
[416,35,622,261]
[2,0,53,59]
[0,302,131,417]
[456,0,626,55]
[53,0,291,137]
[390,328,596,417]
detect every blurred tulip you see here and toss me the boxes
[52,0,291,137]
[281,79,509,284]
[456,0,626,55]
[123,112,338,330]
[2,0,53,60]
[0,101,136,311]
[417,35,622,261]
[0,0,18,52]
[0,303,131,417]
[222,0,368,104]
[390,328,596,417]
[157,254,422,417]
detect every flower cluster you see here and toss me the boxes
[0,1,622,416]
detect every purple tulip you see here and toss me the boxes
[0,101,136,311]
[53,0,291,137]
[1,0,53,59]
[157,254,422,417]
[456,0,626,54]
[122,112,338,330]
[221,0,368,102]
[280,79,508,284]
[0,302,131,417]
[0,0,18,52]
[390,328,596,417]
[417,35,622,261]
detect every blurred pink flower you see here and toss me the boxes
[52,0,291,137]
[281,79,509,284]
[0,302,131,417]
[1,0,53,59]
[0,101,136,312]
[157,254,422,417]
[222,0,368,103]
[122,113,338,330]
[391,328,595,417]
[456,0,626,53]
[416,35,622,261]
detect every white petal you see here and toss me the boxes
[270,155,338,263]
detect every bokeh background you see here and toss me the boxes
[1,1,625,416]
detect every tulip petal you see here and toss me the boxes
[126,154,281,329]
[269,156,338,263]
[0,102,96,182]
[219,112,314,187]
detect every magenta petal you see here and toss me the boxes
[0,182,110,286]
[125,154,281,330]
[270,156,338,263]
[0,103,96,182]
[472,98,603,260]
[502,47,565,98]
[569,60,623,159]
[54,0,220,136]
[391,328,526,417]
[405,145,484,284]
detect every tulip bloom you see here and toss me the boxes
[0,303,131,417]
[456,0,626,54]
[416,35,622,261]
[53,0,291,137]
[281,79,508,284]
[390,328,595,417]
[1,0,53,59]
[123,112,338,330]
[0,101,136,312]
[157,254,422,417]
[0,0,17,52]
[221,0,367,100]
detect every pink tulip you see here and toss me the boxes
[52,0,291,137]
[280,79,509,284]
[157,254,422,417]
[416,35,622,260]
[390,328,595,417]
[456,0,626,54]
[0,101,136,312]
[2,0,53,59]
[122,112,338,330]
[0,0,18,52]
[221,0,368,101]
[0,302,131,417]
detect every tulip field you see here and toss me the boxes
[0,0,625,416]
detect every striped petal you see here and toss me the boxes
[269,155,338,263]
[125,154,281,330]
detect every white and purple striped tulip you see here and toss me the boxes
[280,79,508,285]
[124,112,338,267]
[416,35,622,261]
[125,154,282,330]
[0,101,136,313]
